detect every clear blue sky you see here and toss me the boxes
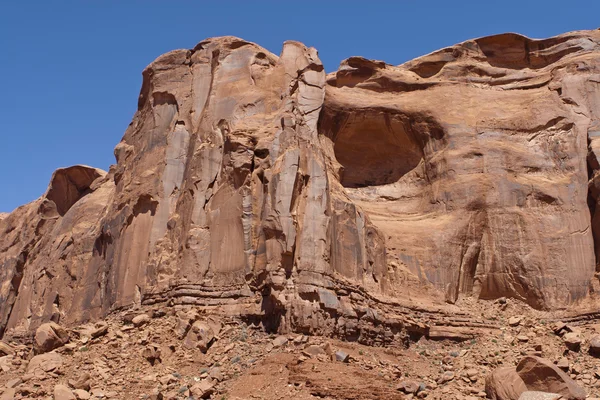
[1,1,598,212]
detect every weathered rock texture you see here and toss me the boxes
[3,30,600,339]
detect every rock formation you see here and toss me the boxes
[3,29,600,342]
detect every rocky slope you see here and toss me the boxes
[0,300,600,399]
[3,28,600,399]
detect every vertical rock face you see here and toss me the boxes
[321,31,600,308]
[2,30,600,339]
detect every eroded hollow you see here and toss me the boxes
[45,166,104,216]
[320,109,424,187]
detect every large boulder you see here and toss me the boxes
[485,367,528,400]
[516,357,585,400]
[34,322,70,354]
[183,321,215,353]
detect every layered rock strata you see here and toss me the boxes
[2,30,600,341]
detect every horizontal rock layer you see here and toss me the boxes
[2,29,600,339]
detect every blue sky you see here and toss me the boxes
[1,1,599,212]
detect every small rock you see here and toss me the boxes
[159,374,178,386]
[142,344,162,366]
[90,388,105,398]
[183,320,215,353]
[272,335,288,348]
[132,314,150,327]
[209,367,223,382]
[439,371,455,384]
[335,350,349,362]
[73,389,91,400]
[563,332,582,352]
[54,384,77,400]
[517,335,529,343]
[465,368,479,381]
[189,378,215,399]
[148,388,163,400]
[75,321,109,340]
[570,363,582,375]
[397,380,420,394]
[69,373,91,391]
[589,335,600,357]
[302,344,325,357]
[556,358,569,371]
[509,316,522,327]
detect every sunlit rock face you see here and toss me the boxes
[2,30,600,339]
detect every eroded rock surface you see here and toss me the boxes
[2,30,600,343]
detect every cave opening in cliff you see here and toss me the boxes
[319,108,424,188]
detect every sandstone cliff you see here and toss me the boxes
[2,30,600,341]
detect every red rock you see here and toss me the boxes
[589,335,600,357]
[34,322,69,354]
[516,356,586,400]
[485,367,528,400]
[27,352,63,374]
[54,384,76,400]
[2,29,600,342]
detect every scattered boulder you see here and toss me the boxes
[509,317,522,327]
[27,352,64,374]
[485,367,527,400]
[465,368,479,382]
[438,371,455,384]
[516,356,586,400]
[74,321,108,340]
[149,388,163,400]
[552,323,574,337]
[143,343,162,366]
[189,378,215,399]
[397,380,420,394]
[517,335,530,343]
[132,314,151,327]
[69,373,91,391]
[302,344,326,357]
[54,384,76,400]
[73,389,91,400]
[183,320,215,353]
[562,332,581,352]
[174,311,195,339]
[556,358,569,372]
[589,335,600,357]
[335,350,349,362]
[34,322,70,354]
[272,335,288,348]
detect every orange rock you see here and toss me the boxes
[2,30,600,341]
